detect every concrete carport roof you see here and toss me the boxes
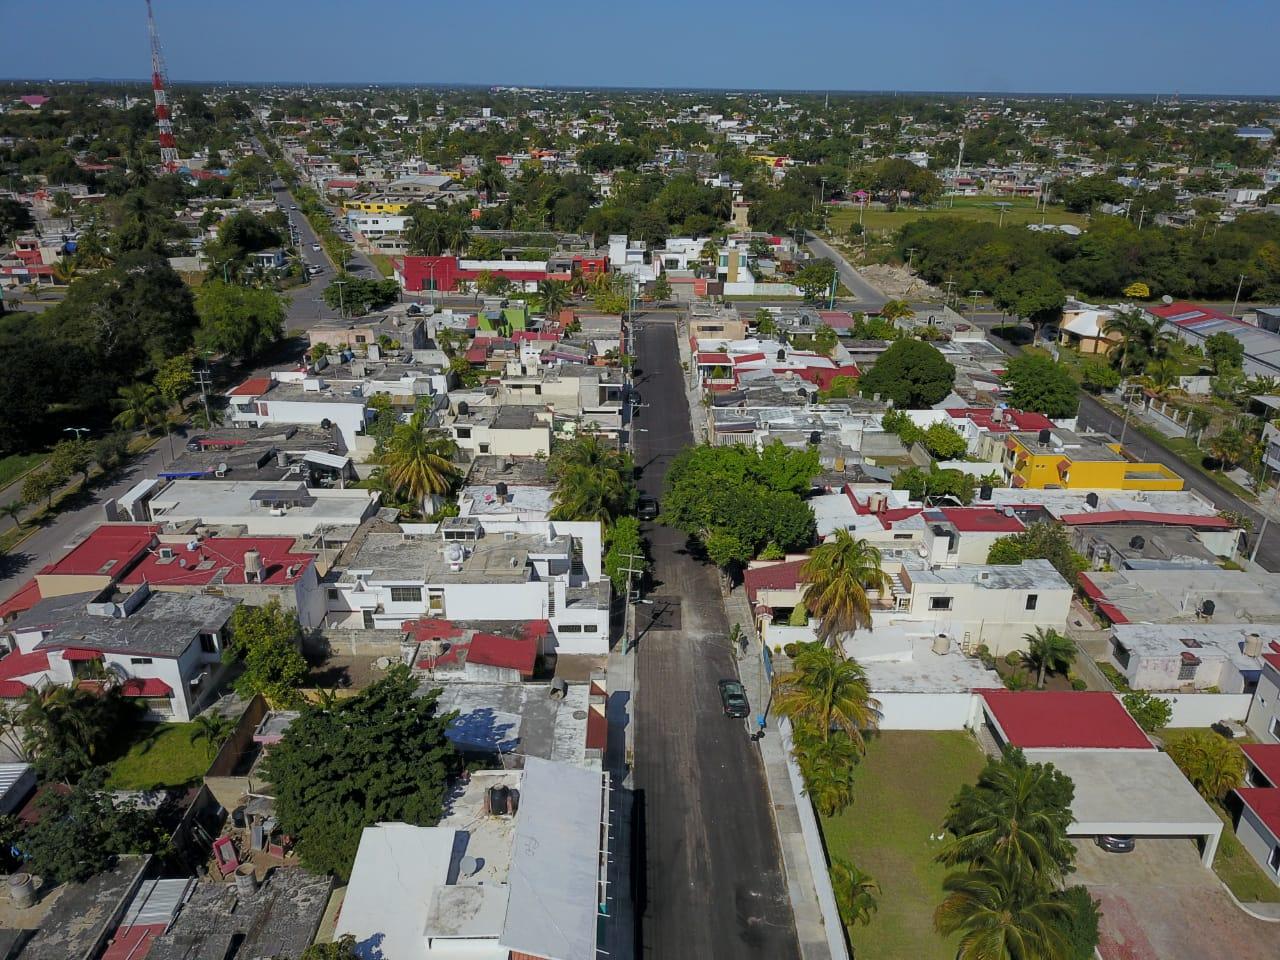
[1026,749,1223,866]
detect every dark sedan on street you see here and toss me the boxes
[718,679,750,719]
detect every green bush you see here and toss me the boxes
[1070,676,1088,691]
[1004,652,1022,666]
[1096,661,1132,692]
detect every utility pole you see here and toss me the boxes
[194,368,214,426]
[1232,273,1247,318]
[905,246,917,272]
[942,276,957,309]
[620,552,647,653]
[969,289,983,314]
[333,278,347,320]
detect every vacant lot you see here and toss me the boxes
[819,730,986,960]
[105,722,214,791]
[828,196,1088,235]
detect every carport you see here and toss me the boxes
[1025,749,1223,866]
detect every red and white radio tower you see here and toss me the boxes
[146,0,180,172]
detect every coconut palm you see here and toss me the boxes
[800,531,891,650]
[112,382,165,433]
[773,643,880,749]
[934,867,1071,960]
[1165,729,1245,801]
[1020,627,1076,689]
[880,299,916,323]
[0,501,23,531]
[548,433,632,524]
[938,755,1076,892]
[189,711,236,761]
[382,412,460,504]
[20,686,96,773]
[538,278,569,320]
[569,263,590,297]
[790,722,860,815]
[1144,356,1182,394]
[830,857,880,929]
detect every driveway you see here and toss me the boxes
[1074,839,1278,960]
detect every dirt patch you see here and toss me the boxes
[303,653,383,689]
[858,263,942,300]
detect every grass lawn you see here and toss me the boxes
[104,722,216,791]
[369,253,395,278]
[1154,728,1280,903]
[828,196,1087,236]
[820,730,987,960]
[0,451,47,490]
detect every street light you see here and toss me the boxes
[64,427,90,440]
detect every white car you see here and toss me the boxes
[311,243,322,251]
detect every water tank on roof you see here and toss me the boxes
[495,481,509,501]
[457,401,470,416]
[244,549,264,583]
[1086,492,1100,509]
[276,450,290,469]
[488,785,510,816]
[777,349,786,361]
[979,484,992,501]
[1200,599,1215,618]
[1037,428,1052,445]
[932,633,951,655]
[809,431,821,446]
[1129,536,1145,550]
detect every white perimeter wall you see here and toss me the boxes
[876,692,980,730]
[1151,692,1254,727]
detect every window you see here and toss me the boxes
[559,624,583,633]
[200,632,218,654]
[929,596,953,611]
[390,586,422,603]
[130,657,153,665]
[363,610,375,629]
[1270,845,1280,875]
[456,427,471,439]
[355,335,367,344]
[583,624,598,633]
[1112,640,1131,669]
[893,533,913,541]
[327,588,340,601]
[479,443,490,454]
[1025,594,1038,611]
[1271,716,1280,740]
[1178,659,1199,681]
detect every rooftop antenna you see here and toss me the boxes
[146,0,180,172]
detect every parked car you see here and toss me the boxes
[718,679,750,719]
[1094,835,1135,854]
[638,496,659,520]
[290,204,298,210]
[311,243,322,251]
[185,436,207,452]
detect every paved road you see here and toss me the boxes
[630,318,800,960]
[804,232,886,310]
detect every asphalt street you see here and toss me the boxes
[630,317,800,960]
[804,231,887,311]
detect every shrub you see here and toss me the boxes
[1070,677,1088,691]
[1004,652,1022,666]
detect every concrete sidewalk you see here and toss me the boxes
[604,637,636,960]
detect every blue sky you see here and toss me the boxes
[6,0,1278,95]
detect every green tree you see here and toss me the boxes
[790,724,861,816]
[1002,354,1079,418]
[1080,360,1121,393]
[934,867,1071,960]
[994,269,1066,342]
[49,437,93,489]
[0,502,23,531]
[0,197,34,244]
[795,260,837,302]
[155,353,195,409]
[858,339,956,408]
[604,516,648,592]
[812,323,838,357]
[1204,331,1245,374]
[651,271,672,302]
[382,412,460,506]
[112,382,165,433]
[892,465,976,504]
[1208,426,1250,470]
[262,666,459,879]
[922,422,969,460]
[1166,729,1245,801]
[537,278,569,319]
[223,599,309,707]
[189,711,236,761]
[1021,627,1076,688]
[196,281,286,360]
[302,937,361,960]
[773,643,880,749]
[93,431,131,474]
[1121,691,1172,733]
[20,469,61,511]
[755,309,778,337]
[987,521,1083,582]
[549,433,634,525]
[880,299,916,324]
[800,531,890,649]
[830,858,880,929]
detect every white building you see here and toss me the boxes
[1107,623,1280,694]
[226,376,372,457]
[140,479,381,538]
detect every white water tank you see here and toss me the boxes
[244,549,264,583]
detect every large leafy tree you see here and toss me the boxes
[800,531,890,649]
[1001,354,1079,419]
[263,666,459,879]
[773,643,880,749]
[987,521,1083,583]
[382,412,461,505]
[223,599,309,707]
[1021,627,1076,688]
[195,281,286,361]
[994,268,1066,340]
[858,339,956,408]
[21,686,135,783]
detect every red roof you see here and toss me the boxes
[61,648,103,662]
[228,377,272,397]
[40,524,159,578]
[120,537,315,588]
[102,924,167,960]
[1077,573,1130,624]
[1266,652,1280,675]
[119,677,173,698]
[0,579,42,620]
[979,690,1152,750]
[464,346,489,364]
[807,364,861,391]
[945,407,1055,433]
[696,352,732,365]
[743,559,807,604]
[0,650,50,682]
[403,618,464,643]
[1059,511,1232,530]
[1147,301,1236,326]
[468,632,537,678]
[0,681,29,699]
[939,507,1024,534]
[1242,744,1280,788]
[732,352,768,365]
[1234,787,1280,840]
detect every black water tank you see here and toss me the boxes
[1086,492,1099,508]
[777,348,786,361]
[1038,428,1052,445]
[495,481,509,501]
[1201,599,1215,617]
[488,785,509,815]
[457,400,470,415]
[809,431,821,445]
[1129,536,1145,550]
[979,484,993,501]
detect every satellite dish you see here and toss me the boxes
[458,855,479,878]
[1161,295,1173,304]
[445,543,465,563]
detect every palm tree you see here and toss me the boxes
[934,867,1071,960]
[1021,627,1076,689]
[189,711,236,761]
[1207,426,1250,471]
[880,299,916,323]
[538,278,569,321]
[790,722,860,815]
[800,531,891,650]
[0,501,23,531]
[1102,307,1150,375]
[1165,729,1245,801]
[830,857,880,929]
[20,686,96,774]
[569,263,590,297]
[773,643,880,748]
[1144,356,1181,394]
[938,756,1076,892]
[755,308,777,337]
[382,412,460,505]
[112,382,164,433]
[548,434,632,524]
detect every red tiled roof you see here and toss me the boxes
[979,690,1152,750]
[0,681,29,698]
[732,352,768,364]
[464,346,489,364]
[1234,787,1280,840]
[939,507,1024,534]
[1077,573,1130,624]
[40,524,159,578]
[102,924,167,960]
[61,648,103,662]
[228,377,272,397]
[0,579,42,620]
[119,677,173,698]
[945,407,1055,433]
[743,558,807,604]
[468,632,537,678]
[1059,511,1232,530]
[120,537,315,587]
[0,650,50,682]
[1242,744,1280,788]
[403,618,464,643]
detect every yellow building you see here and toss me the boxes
[344,198,412,215]
[999,430,1184,491]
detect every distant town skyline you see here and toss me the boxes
[6,0,1279,97]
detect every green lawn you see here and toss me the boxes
[828,196,1088,236]
[0,452,47,490]
[104,722,216,791]
[369,253,395,278]
[819,730,987,960]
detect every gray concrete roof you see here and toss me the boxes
[18,855,150,960]
[909,558,1069,591]
[433,680,593,767]
[1084,568,1280,623]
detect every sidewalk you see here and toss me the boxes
[603,614,637,959]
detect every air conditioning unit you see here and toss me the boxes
[158,547,175,560]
